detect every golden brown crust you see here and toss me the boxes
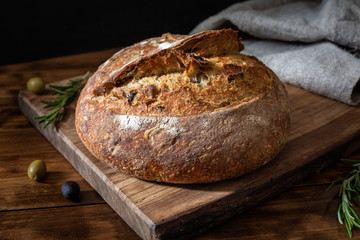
[75,29,291,183]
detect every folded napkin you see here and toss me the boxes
[191,0,360,105]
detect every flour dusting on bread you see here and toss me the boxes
[114,115,183,136]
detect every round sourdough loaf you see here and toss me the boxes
[75,29,291,183]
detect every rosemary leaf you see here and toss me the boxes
[34,71,90,129]
[328,158,360,238]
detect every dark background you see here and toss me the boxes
[1,1,241,66]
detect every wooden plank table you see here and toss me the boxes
[1,49,360,239]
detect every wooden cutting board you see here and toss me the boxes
[18,78,360,240]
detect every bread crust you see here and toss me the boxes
[75,29,291,183]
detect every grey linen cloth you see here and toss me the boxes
[190,0,360,105]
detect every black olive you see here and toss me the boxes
[116,76,133,87]
[126,67,137,76]
[61,181,80,201]
[190,76,200,83]
[157,106,165,111]
[190,73,208,84]
[128,90,137,103]
[228,73,244,83]
[193,55,205,61]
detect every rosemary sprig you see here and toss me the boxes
[327,158,360,238]
[34,71,90,129]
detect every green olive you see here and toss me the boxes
[28,160,47,181]
[27,77,45,94]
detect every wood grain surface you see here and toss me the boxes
[18,63,360,239]
[1,49,360,240]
